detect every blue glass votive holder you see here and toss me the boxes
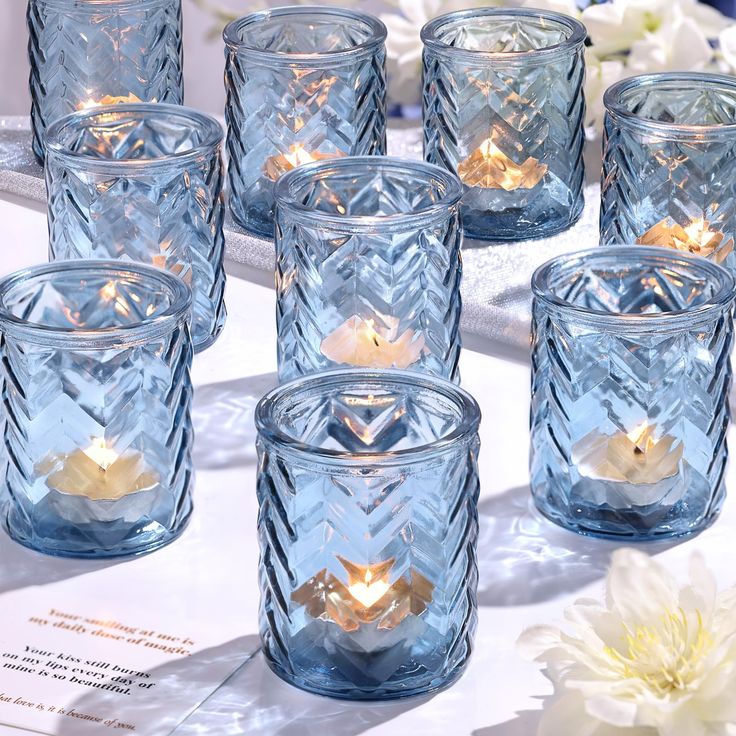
[274,157,463,383]
[224,6,387,238]
[256,369,481,699]
[601,73,736,274]
[530,247,736,540]
[422,8,586,242]
[45,104,227,353]
[27,0,183,162]
[0,261,194,558]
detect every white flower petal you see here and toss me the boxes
[605,549,679,626]
[719,25,736,71]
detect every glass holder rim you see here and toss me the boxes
[31,0,175,11]
[604,71,736,138]
[274,156,463,234]
[0,260,192,350]
[222,5,387,65]
[420,7,586,65]
[44,103,223,174]
[532,245,736,331]
[255,368,481,467]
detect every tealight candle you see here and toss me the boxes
[636,217,733,264]
[256,370,481,699]
[530,247,736,540]
[422,8,586,241]
[457,133,548,192]
[573,423,683,486]
[274,157,463,383]
[27,0,183,162]
[224,7,387,237]
[320,316,426,370]
[601,72,736,274]
[0,262,195,558]
[39,439,159,501]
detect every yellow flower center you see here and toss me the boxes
[604,609,714,695]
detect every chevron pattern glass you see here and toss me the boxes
[530,247,735,540]
[600,73,736,274]
[224,7,387,238]
[0,262,194,558]
[422,8,586,242]
[275,158,463,383]
[27,0,183,163]
[45,104,227,353]
[256,369,481,699]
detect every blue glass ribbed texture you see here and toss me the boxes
[27,0,183,162]
[256,371,481,699]
[45,105,227,353]
[224,7,387,238]
[0,262,194,558]
[422,9,586,241]
[600,73,736,274]
[530,247,735,540]
[274,158,463,383]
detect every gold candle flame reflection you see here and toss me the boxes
[292,557,434,632]
[457,135,548,191]
[637,217,733,263]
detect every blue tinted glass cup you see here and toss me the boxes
[224,6,387,238]
[27,0,183,162]
[0,261,194,558]
[45,104,227,353]
[422,8,586,242]
[274,157,463,383]
[530,246,735,540]
[256,369,481,699]
[601,73,736,275]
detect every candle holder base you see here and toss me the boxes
[532,475,725,541]
[2,495,193,559]
[462,201,585,243]
[262,617,471,700]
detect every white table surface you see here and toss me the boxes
[1,194,735,736]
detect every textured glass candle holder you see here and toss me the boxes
[45,104,227,352]
[256,369,481,699]
[224,6,387,238]
[601,73,736,274]
[274,157,463,383]
[0,261,194,558]
[27,0,183,162]
[530,247,735,540]
[422,8,586,242]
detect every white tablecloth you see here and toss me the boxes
[0,194,735,736]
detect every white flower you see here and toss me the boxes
[584,51,626,133]
[381,0,494,106]
[582,0,730,58]
[519,549,736,736]
[626,10,714,74]
[719,25,736,71]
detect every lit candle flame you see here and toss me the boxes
[263,144,343,182]
[457,134,548,191]
[77,92,145,111]
[38,439,159,501]
[573,422,683,486]
[637,216,733,263]
[321,315,425,370]
[291,557,434,633]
